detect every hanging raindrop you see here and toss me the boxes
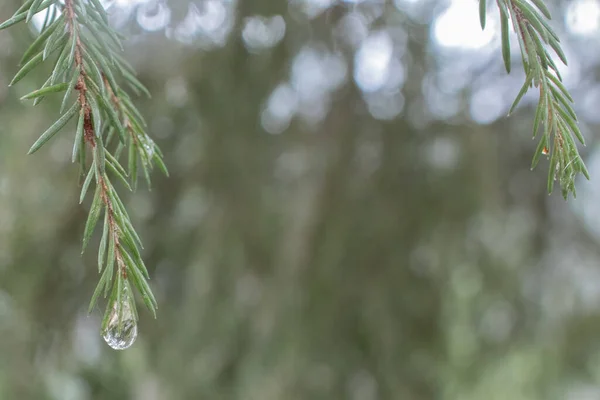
[102,284,138,350]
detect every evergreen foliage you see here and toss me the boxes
[0,0,589,349]
[480,0,589,199]
[0,0,167,340]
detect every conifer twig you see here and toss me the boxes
[0,0,168,344]
[480,0,588,199]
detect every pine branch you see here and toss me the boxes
[0,0,167,349]
[480,0,589,199]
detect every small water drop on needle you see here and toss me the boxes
[102,284,138,350]
[142,135,155,159]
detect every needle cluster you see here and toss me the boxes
[480,0,588,199]
[0,0,168,331]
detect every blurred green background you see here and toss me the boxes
[2,0,600,398]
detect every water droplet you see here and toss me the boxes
[102,285,137,350]
[141,135,155,159]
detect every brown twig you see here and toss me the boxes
[65,0,127,279]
